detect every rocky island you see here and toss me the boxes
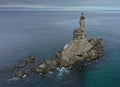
[14,12,103,79]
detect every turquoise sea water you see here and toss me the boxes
[0,11,120,87]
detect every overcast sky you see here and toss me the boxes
[0,0,120,11]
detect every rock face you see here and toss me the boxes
[14,12,103,78]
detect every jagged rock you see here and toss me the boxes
[14,63,25,69]
[25,56,35,65]
[45,59,57,67]
[56,51,62,58]
[38,63,46,69]
[15,56,35,68]
[89,50,99,60]
[15,71,25,79]
[60,59,73,67]
[35,67,43,73]
[88,38,101,46]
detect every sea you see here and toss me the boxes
[0,10,120,87]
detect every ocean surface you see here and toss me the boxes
[0,10,120,87]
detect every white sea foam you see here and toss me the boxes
[7,77,19,82]
[23,74,27,78]
[48,71,53,74]
[57,67,70,78]
[94,60,98,62]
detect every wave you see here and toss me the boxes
[56,67,70,78]
[7,77,19,82]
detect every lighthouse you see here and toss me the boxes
[73,12,86,41]
[80,12,85,32]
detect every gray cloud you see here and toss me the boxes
[0,0,117,6]
[0,0,119,10]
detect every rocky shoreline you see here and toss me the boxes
[14,12,103,79]
[34,38,103,74]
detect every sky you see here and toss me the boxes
[0,0,120,11]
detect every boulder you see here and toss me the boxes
[89,50,99,60]
[25,56,35,65]
[56,51,62,58]
[15,71,25,79]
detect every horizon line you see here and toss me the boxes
[0,5,120,11]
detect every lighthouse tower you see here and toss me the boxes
[80,12,85,32]
[73,12,86,41]
[61,12,93,64]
